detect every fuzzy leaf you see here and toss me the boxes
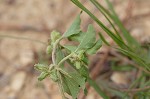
[63,15,81,37]
[87,39,102,54]
[34,63,48,72]
[70,72,86,90]
[62,71,86,99]
[78,65,89,78]
[56,47,64,67]
[50,69,58,82]
[69,31,85,42]
[38,72,49,81]
[77,24,96,51]
[63,45,77,52]
[63,75,80,99]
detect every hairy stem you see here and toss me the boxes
[58,53,73,67]
[52,37,63,64]
[57,71,66,99]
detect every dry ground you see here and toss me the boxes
[0,0,150,99]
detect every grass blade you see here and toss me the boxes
[105,0,140,48]
[70,0,129,50]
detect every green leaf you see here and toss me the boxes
[69,31,85,42]
[38,72,49,81]
[75,61,81,69]
[63,45,77,52]
[63,14,81,37]
[63,75,80,99]
[98,32,110,46]
[71,0,129,49]
[62,71,86,99]
[105,0,140,48]
[62,77,71,95]
[78,65,89,78]
[70,72,86,90]
[34,63,48,72]
[87,77,109,99]
[87,39,102,54]
[56,47,64,67]
[77,24,96,51]
[90,0,122,40]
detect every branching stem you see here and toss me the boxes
[57,71,66,99]
[58,53,73,67]
[52,37,63,64]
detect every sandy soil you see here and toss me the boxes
[0,0,150,99]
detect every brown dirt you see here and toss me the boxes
[0,0,150,99]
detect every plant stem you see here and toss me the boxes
[57,53,73,67]
[57,71,66,99]
[51,36,66,99]
[52,37,63,64]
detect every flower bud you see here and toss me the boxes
[46,45,53,55]
[34,63,48,71]
[50,69,59,82]
[51,31,61,43]
[38,72,49,81]
[75,61,81,69]
[78,50,85,60]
